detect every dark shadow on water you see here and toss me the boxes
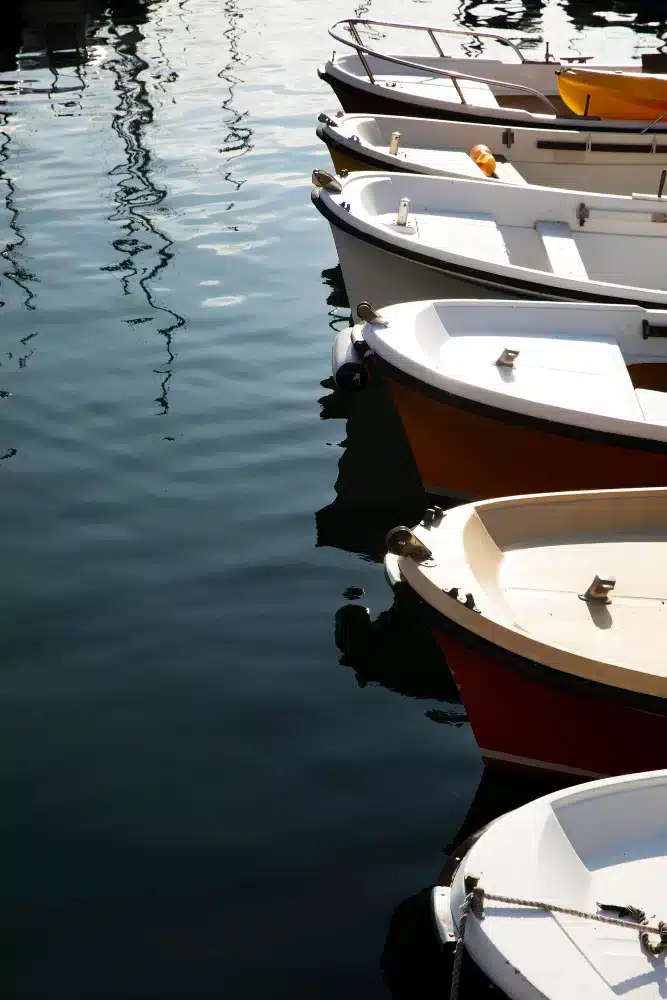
[334,598,463,710]
[316,374,427,561]
[0,1,160,72]
[380,767,580,999]
[322,263,349,310]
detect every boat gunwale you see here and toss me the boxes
[392,549,667,715]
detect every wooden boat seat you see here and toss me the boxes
[635,387,667,425]
[535,221,589,280]
[389,77,500,108]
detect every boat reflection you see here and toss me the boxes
[3,1,157,73]
[334,599,462,711]
[563,1,667,35]
[380,767,576,999]
[316,354,426,562]
[456,0,546,38]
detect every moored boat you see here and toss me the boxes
[347,299,667,498]
[383,486,667,779]
[434,768,667,998]
[319,18,667,133]
[312,170,667,321]
[317,112,667,195]
[558,66,667,120]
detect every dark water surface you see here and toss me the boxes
[0,2,663,997]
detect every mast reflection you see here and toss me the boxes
[217,0,252,195]
[0,123,36,314]
[101,3,185,415]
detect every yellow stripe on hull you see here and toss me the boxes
[558,68,667,121]
[385,374,667,500]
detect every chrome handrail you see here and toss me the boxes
[328,19,557,114]
[331,17,534,62]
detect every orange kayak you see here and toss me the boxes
[558,67,667,120]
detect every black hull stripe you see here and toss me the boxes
[372,353,667,455]
[318,68,667,135]
[395,583,667,717]
[537,140,667,153]
[312,187,660,308]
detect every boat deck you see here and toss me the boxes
[502,537,667,674]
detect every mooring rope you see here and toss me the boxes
[478,889,667,946]
[448,894,470,1000]
[448,883,667,1000]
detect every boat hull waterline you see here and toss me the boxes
[352,299,667,499]
[434,618,667,778]
[381,367,667,499]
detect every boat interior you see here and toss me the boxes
[427,488,667,677]
[346,173,667,295]
[331,115,667,194]
[335,52,579,113]
[373,299,667,428]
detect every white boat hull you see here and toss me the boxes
[331,225,513,319]
[318,114,667,196]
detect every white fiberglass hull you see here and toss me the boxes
[444,769,667,999]
[331,226,509,319]
[318,113,667,196]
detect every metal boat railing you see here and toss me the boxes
[328,18,558,114]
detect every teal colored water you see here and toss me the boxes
[0,2,663,997]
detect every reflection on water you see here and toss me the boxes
[564,1,667,37]
[456,0,546,37]
[0,126,36,314]
[218,0,252,189]
[335,597,464,717]
[101,11,185,414]
[2,1,663,997]
[316,376,425,561]
[10,0,155,72]
[454,0,667,51]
